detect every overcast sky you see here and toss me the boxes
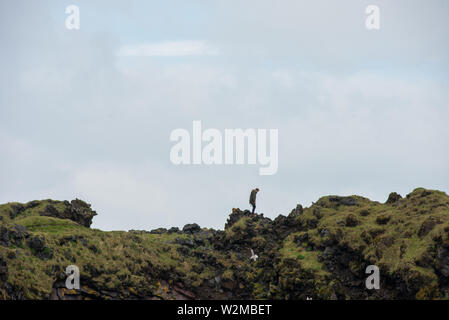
[1,1,448,231]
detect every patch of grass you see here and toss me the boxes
[280,235,329,276]
[14,216,82,233]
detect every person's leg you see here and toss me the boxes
[252,204,255,214]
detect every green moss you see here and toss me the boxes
[225,216,251,240]
[14,216,81,233]
[280,235,329,277]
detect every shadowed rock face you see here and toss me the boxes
[1,188,449,300]
[386,192,403,204]
[40,199,97,228]
[0,224,29,247]
[0,254,7,282]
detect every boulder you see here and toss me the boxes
[26,236,53,260]
[182,223,201,234]
[418,217,437,238]
[288,204,303,218]
[40,199,97,227]
[345,214,359,227]
[386,192,402,204]
[329,196,358,206]
[0,254,7,282]
[376,214,391,225]
[0,223,29,247]
[9,204,25,219]
[150,228,167,234]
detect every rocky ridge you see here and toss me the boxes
[1,188,449,300]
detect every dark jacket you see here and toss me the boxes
[249,189,257,205]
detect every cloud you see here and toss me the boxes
[117,41,220,57]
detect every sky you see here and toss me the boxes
[1,0,448,231]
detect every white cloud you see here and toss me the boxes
[117,41,220,57]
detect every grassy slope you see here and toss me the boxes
[278,188,449,299]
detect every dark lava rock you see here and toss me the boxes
[313,207,323,219]
[437,247,449,277]
[194,230,214,245]
[0,223,29,247]
[289,204,303,218]
[294,233,309,245]
[25,200,41,209]
[420,190,432,197]
[345,214,359,227]
[376,214,391,225]
[225,209,252,229]
[418,217,436,238]
[27,236,45,252]
[386,192,402,204]
[306,218,318,229]
[368,228,385,238]
[322,246,337,260]
[177,246,190,255]
[40,199,97,228]
[64,250,75,261]
[0,254,7,282]
[329,196,358,206]
[59,235,86,246]
[182,223,201,234]
[150,228,167,234]
[26,236,53,260]
[416,251,434,268]
[319,229,329,237]
[174,237,195,248]
[9,204,25,219]
[379,235,395,248]
[168,227,180,234]
[88,245,99,253]
[359,209,370,216]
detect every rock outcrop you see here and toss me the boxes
[40,199,97,227]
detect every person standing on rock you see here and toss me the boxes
[249,188,259,214]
